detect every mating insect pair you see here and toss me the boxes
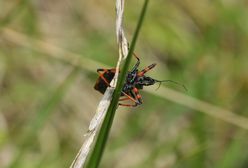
[94,54,183,107]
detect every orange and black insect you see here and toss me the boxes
[94,54,183,107]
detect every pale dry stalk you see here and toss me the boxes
[69,0,128,167]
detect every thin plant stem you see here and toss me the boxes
[85,0,149,167]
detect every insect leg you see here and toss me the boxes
[137,63,157,77]
[119,103,138,107]
[131,53,140,72]
[119,97,130,101]
[132,87,143,105]
[131,61,140,72]
[119,91,140,107]
[120,91,138,103]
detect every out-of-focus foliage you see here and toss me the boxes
[0,0,248,168]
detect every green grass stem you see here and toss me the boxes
[85,0,149,167]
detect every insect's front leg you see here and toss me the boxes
[137,63,157,77]
[119,91,141,107]
[131,53,140,72]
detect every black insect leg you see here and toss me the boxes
[131,53,140,72]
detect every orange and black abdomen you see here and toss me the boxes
[94,70,115,94]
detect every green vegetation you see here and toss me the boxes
[86,0,149,167]
[1,0,248,168]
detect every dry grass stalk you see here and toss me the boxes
[69,0,128,167]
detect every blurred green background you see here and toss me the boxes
[1,0,248,168]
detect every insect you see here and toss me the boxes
[94,54,184,107]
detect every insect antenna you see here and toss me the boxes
[155,79,187,91]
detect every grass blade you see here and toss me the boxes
[85,0,149,167]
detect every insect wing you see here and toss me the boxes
[94,70,115,94]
